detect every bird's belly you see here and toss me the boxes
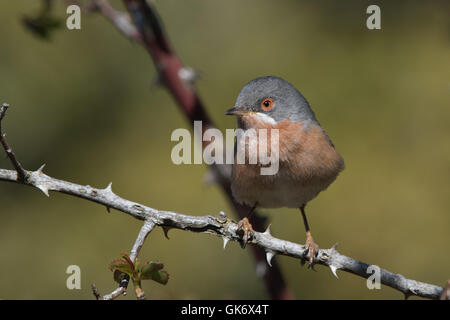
[231,167,335,209]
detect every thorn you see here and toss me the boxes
[36,184,49,197]
[218,211,227,222]
[219,211,227,218]
[104,182,115,196]
[263,224,272,236]
[265,250,275,267]
[162,226,171,240]
[222,237,229,249]
[329,265,339,278]
[106,206,111,213]
[178,66,200,86]
[331,243,339,251]
[36,164,46,174]
[404,287,416,300]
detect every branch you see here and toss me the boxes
[0,164,444,299]
[92,221,156,300]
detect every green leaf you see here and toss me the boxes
[141,261,164,275]
[120,252,135,271]
[110,259,133,275]
[148,270,169,285]
[109,254,135,276]
[140,261,169,285]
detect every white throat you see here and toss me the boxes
[252,112,276,124]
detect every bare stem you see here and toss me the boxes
[0,103,27,182]
[91,220,156,300]
[130,221,156,262]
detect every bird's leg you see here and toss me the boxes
[300,205,319,268]
[237,202,258,248]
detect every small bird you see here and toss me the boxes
[226,76,345,266]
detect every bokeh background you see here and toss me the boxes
[0,0,449,299]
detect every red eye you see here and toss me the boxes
[261,98,274,111]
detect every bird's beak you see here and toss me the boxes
[225,106,248,116]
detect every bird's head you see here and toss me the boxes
[226,76,317,125]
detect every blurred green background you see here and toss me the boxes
[0,0,449,299]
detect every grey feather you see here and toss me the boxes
[234,76,318,124]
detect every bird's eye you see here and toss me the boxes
[260,98,274,111]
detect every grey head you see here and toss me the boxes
[226,76,318,124]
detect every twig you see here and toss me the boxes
[130,220,155,261]
[129,220,155,300]
[0,103,27,182]
[0,164,444,299]
[91,0,142,42]
[92,284,126,300]
[92,221,156,300]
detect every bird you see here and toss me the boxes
[225,76,345,266]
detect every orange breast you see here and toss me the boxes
[237,116,344,180]
[231,116,344,207]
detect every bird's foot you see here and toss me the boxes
[302,233,319,269]
[236,217,254,248]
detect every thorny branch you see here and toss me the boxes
[0,104,445,299]
[0,163,445,299]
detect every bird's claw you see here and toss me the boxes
[303,235,319,269]
[236,217,254,248]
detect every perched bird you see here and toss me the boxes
[226,76,345,265]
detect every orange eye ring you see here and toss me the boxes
[261,98,274,111]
